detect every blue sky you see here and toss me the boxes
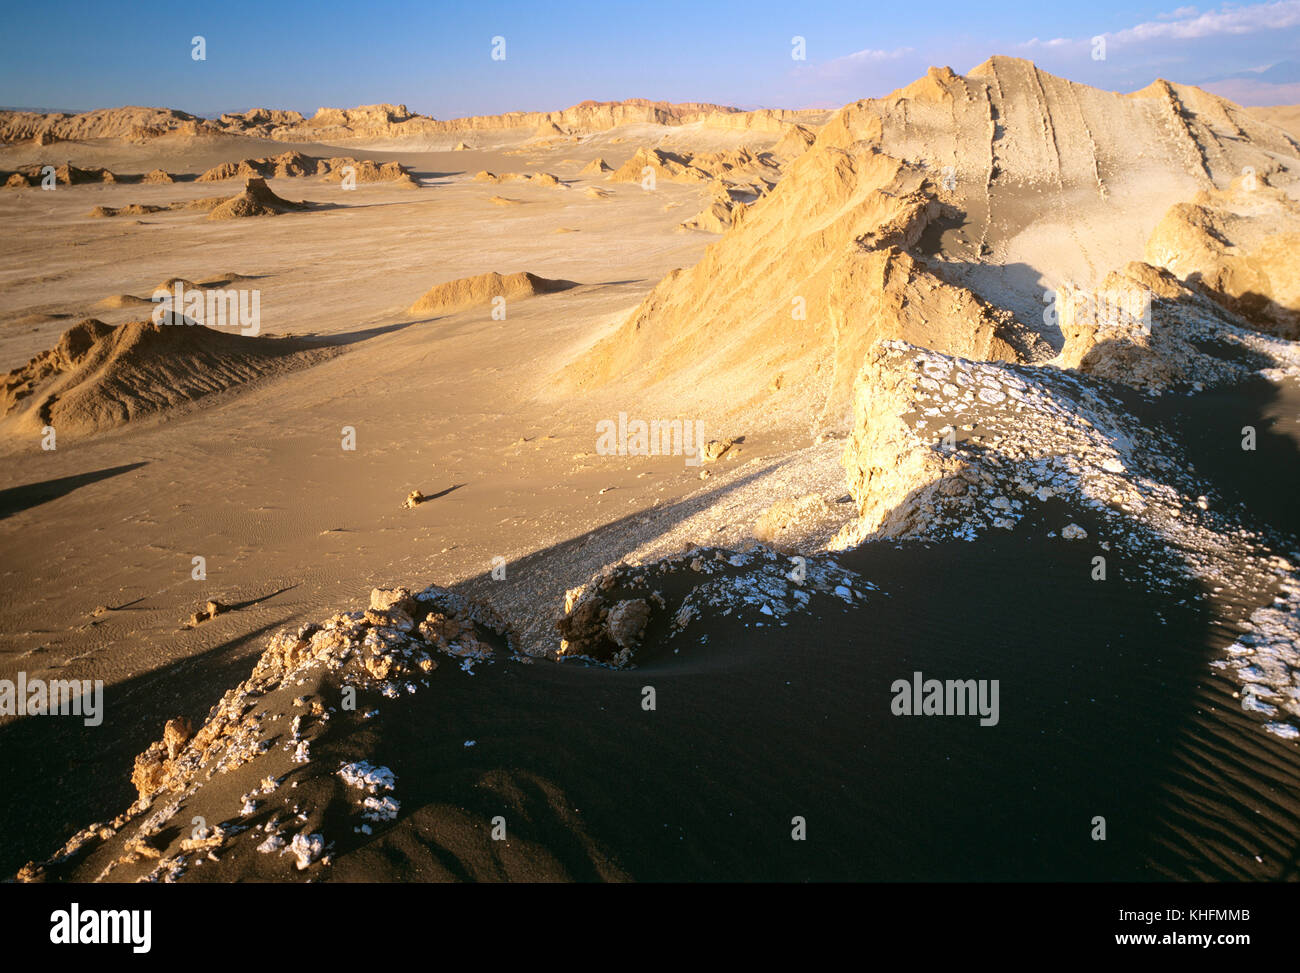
[1,0,1297,116]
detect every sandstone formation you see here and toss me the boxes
[1144,180,1300,339]
[207,177,308,219]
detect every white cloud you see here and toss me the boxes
[839,46,915,63]
[781,1,1300,107]
[1111,1,1300,43]
[797,45,917,82]
[1017,2,1299,51]
[1019,37,1075,49]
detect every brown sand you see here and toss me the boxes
[1,61,1299,885]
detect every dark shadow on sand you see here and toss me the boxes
[311,320,421,346]
[0,617,292,877]
[0,462,147,521]
[225,584,298,613]
[421,484,463,501]
[7,362,1300,881]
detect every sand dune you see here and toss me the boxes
[0,317,334,440]
[406,271,578,316]
[566,144,1044,433]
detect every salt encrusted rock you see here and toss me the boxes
[370,586,415,614]
[179,824,226,854]
[835,336,1300,549]
[607,599,651,649]
[163,716,192,759]
[556,546,874,667]
[337,761,395,794]
[16,579,522,881]
[364,607,414,631]
[403,490,425,508]
[829,335,1300,741]
[130,742,169,799]
[1056,261,1298,392]
[120,583,503,809]
[417,610,493,658]
[289,833,324,870]
[753,494,841,553]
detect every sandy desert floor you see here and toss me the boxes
[3,66,1300,881]
[0,124,853,873]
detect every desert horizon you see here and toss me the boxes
[1,0,1298,954]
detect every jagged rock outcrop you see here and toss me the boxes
[197,152,416,186]
[608,147,712,185]
[0,106,215,142]
[565,139,1046,433]
[770,123,817,159]
[1144,180,1300,339]
[1054,261,1297,390]
[0,101,822,171]
[212,99,810,142]
[562,58,1300,436]
[473,170,561,186]
[1,162,117,187]
[555,547,871,667]
[18,585,512,882]
[207,177,307,219]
